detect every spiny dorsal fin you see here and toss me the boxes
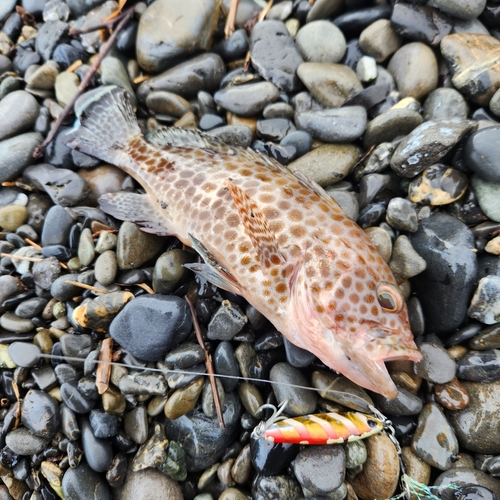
[99,191,173,236]
[147,126,291,175]
[292,170,331,200]
[147,127,236,155]
[186,234,241,294]
[225,179,285,272]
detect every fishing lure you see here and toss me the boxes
[252,401,384,445]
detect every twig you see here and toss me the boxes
[33,8,134,158]
[225,0,239,38]
[66,60,83,73]
[96,338,113,394]
[185,296,225,429]
[68,6,134,36]
[25,238,42,250]
[1,252,68,270]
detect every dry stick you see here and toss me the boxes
[33,8,135,158]
[225,0,240,38]
[68,6,134,36]
[185,296,226,429]
[65,280,111,294]
[0,252,68,269]
[96,338,113,394]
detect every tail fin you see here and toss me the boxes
[67,86,142,165]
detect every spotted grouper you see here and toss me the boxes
[68,86,422,399]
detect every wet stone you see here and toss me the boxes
[295,106,366,143]
[24,164,89,207]
[468,276,500,325]
[456,349,500,383]
[410,212,477,334]
[124,406,148,445]
[137,53,225,100]
[60,380,97,414]
[251,474,302,500]
[136,0,220,73]
[423,88,468,121]
[164,376,204,420]
[414,342,456,384]
[15,297,47,318]
[94,250,117,286]
[80,417,113,472]
[214,341,239,392]
[35,19,68,61]
[292,445,345,495]
[435,468,500,500]
[464,126,500,183]
[472,176,500,223]
[358,20,401,63]
[116,222,163,270]
[163,391,241,472]
[152,249,192,295]
[435,378,469,411]
[165,343,205,369]
[409,165,469,206]
[297,62,362,108]
[5,428,50,456]
[62,462,112,500]
[214,82,280,117]
[0,313,34,334]
[270,362,317,416]
[391,119,475,178]
[207,301,247,341]
[447,380,500,454]
[250,21,303,92]
[391,3,452,46]
[441,34,500,106]
[412,403,458,470]
[386,198,418,232]
[256,118,295,142]
[89,409,118,439]
[21,389,60,439]
[0,132,44,183]
[109,295,192,361]
[289,144,360,187]
[214,29,249,62]
[469,323,500,350]
[350,433,399,500]
[372,386,423,416]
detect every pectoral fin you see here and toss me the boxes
[226,180,285,272]
[99,192,172,236]
[186,234,241,294]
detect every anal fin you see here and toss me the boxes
[99,191,172,236]
[226,180,285,272]
[185,234,241,294]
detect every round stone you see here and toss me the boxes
[136,0,220,73]
[359,19,402,62]
[21,389,61,439]
[387,42,438,100]
[0,90,40,141]
[109,295,192,362]
[423,88,468,120]
[463,126,500,183]
[0,205,28,231]
[295,20,346,64]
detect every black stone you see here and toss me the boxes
[62,462,112,500]
[214,29,249,62]
[250,434,299,475]
[35,20,68,61]
[463,125,500,183]
[109,295,192,362]
[456,350,500,383]
[80,418,113,473]
[333,5,392,37]
[20,389,60,439]
[410,212,478,335]
[60,380,96,414]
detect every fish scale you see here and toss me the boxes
[67,86,421,399]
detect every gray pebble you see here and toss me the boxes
[5,428,50,455]
[0,90,40,141]
[0,312,34,333]
[208,301,247,340]
[94,250,117,286]
[269,362,317,416]
[15,297,48,318]
[0,132,44,183]
[21,389,61,438]
[428,0,486,20]
[295,20,346,64]
[472,175,500,223]
[7,342,41,367]
[124,405,148,445]
[415,342,456,384]
[33,257,62,290]
[423,88,468,120]
[78,228,95,267]
[386,198,418,232]
[62,462,111,500]
[50,274,82,301]
[359,19,402,63]
[295,106,367,143]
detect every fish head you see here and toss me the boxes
[289,248,422,400]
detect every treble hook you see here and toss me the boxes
[252,400,289,438]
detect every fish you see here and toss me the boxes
[67,85,422,399]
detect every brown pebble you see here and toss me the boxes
[447,345,468,360]
[231,444,252,485]
[349,433,400,500]
[401,446,431,489]
[435,378,469,410]
[217,458,236,487]
[164,377,204,420]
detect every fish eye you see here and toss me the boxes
[367,419,378,428]
[376,282,403,313]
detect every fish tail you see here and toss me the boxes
[67,86,141,165]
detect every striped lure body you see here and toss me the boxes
[263,412,384,445]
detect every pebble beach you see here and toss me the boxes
[1,0,500,499]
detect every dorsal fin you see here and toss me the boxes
[147,126,291,175]
[147,127,236,155]
[225,179,285,272]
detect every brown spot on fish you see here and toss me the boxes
[291,225,306,238]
